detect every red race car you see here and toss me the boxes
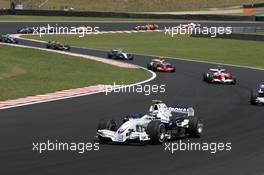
[147,57,176,72]
[133,23,159,31]
[203,66,237,85]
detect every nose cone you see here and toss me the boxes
[220,74,225,80]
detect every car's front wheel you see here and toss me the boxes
[203,73,207,82]
[250,90,258,105]
[146,121,166,144]
[231,78,237,85]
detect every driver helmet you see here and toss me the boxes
[149,104,159,114]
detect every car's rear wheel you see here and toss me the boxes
[187,117,203,138]
[146,121,166,144]
[250,90,258,105]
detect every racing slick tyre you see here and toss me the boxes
[97,119,118,143]
[146,121,166,144]
[231,78,237,85]
[147,64,152,70]
[187,117,203,138]
[65,45,70,51]
[107,53,112,59]
[203,73,207,82]
[250,90,258,105]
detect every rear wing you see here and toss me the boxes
[210,68,225,72]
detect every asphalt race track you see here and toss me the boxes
[0,22,264,175]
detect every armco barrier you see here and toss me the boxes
[0,9,257,21]
[191,33,264,41]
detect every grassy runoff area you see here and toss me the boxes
[0,45,149,101]
[24,32,264,69]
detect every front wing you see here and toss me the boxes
[97,129,150,142]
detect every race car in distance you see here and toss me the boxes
[17,27,54,34]
[97,100,203,144]
[17,27,34,34]
[147,57,176,72]
[107,49,134,60]
[133,23,159,31]
[46,41,70,51]
[0,35,18,44]
[177,22,201,29]
[250,84,264,105]
[203,67,236,84]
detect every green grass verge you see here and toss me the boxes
[0,45,149,100]
[24,32,264,69]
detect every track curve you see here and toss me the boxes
[0,22,264,175]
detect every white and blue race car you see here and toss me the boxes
[250,84,264,105]
[107,49,134,60]
[96,100,203,144]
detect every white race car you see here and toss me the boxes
[250,84,264,105]
[177,22,201,29]
[107,49,134,60]
[96,100,203,144]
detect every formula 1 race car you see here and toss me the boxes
[203,67,236,84]
[17,27,54,34]
[17,27,34,34]
[96,100,203,144]
[147,57,176,72]
[133,23,159,31]
[107,49,134,60]
[177,22,201,29]
[250,84,264,105]
[46,41,70,51]
[0,35,18,44]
